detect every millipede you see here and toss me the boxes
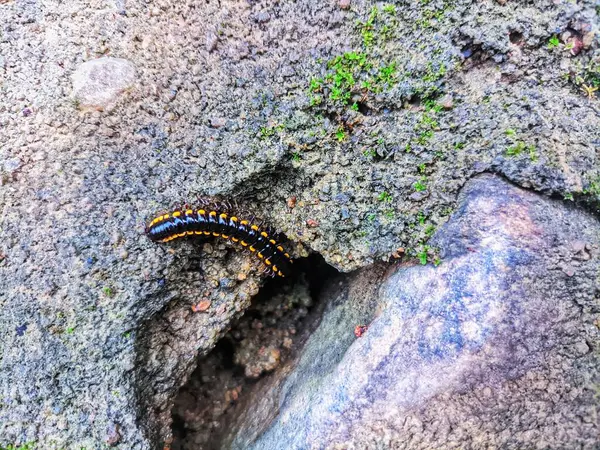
[145,202,293,277]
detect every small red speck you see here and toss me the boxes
[306,219,319,228]
[191,299,211,312]
[354,325,368,338]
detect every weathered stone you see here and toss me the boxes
[71,57,136,110]
[223,175,600,449]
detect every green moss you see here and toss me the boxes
[583,176,600,197]
[570,60,600,99]
[335,127,347,141]
[1,444,37,450]
[383,209,395,219]
[506,141,535,158]
[259,124,284,139]
[547,35,560,49]
[414,177,428,192]
[378,191,393,203]
[311,51,398,109]
[362,148,377,158]
[102,286,114,297]
[416,245,430,265]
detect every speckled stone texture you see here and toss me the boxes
[224,175,600,450]
[71,57,136,110]
[1,0,600,447]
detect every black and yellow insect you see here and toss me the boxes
[145,206,293,277]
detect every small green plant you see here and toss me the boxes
[335,127,346,141]
[506,141,536,158]
[416,130,433,145]
[309,77,323,91]
[563,192,574,201]
[506,141,525,156]
[259,124,283,139]
[66,327,75,334]
[547,35,560,49]
[1,444,36,450]
[416,245,430,265]
[583,176,600,196]
[453,141,465,150]
[570,60,600,99]
[378,191,393,203]
[376,63,397,86]
[363,148,377,158]
[291,152,301,162]
[383,209,395,219]
[102,286,114,297]
[414,177,427,192]
[366,213,377,222]
[528,145,538,162]
[504,128,516,137]
[424,224,436,236]
[382,4,396,14]
[358,7,378,47]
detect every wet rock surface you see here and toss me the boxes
[0,0,599,447]
[220,175,600,449]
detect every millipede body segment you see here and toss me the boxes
[145,207,293,277]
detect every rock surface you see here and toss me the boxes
[223,175,600,449]
[71,57,136,110]
[0,0,599,447]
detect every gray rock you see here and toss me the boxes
[71,57,136,110]
[224,175,600,449]
[1,0,600,447]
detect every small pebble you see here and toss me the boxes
[287,196,297,209]
[206,32,218,52]
[192,299,211,313]
[210,117,227,128]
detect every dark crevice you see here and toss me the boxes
[170,254,340,450]
[509,30,524,45]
